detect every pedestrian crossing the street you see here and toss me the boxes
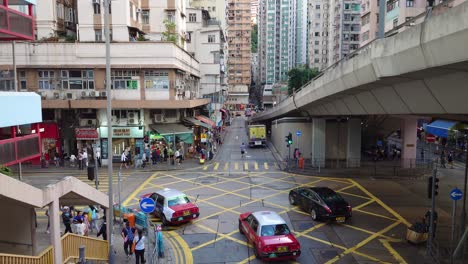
[200,161,279,172]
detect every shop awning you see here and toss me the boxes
[195,115,215,128]
[425,120,458,138]
[183,117,211,130]
[150,123,193,144]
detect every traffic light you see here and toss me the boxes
[427,176,440,199]
[285,132,293,146]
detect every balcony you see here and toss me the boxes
[0,0,35,40]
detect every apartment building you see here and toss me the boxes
[189,0,227,30]
[226,0,251,114]
[186,7,226,125]
[308,0,331,71]
[257,0,309,85]
[251,0,258,24]
[329,0,361,63]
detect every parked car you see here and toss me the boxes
[238,211,301,261]
[140,188,199,225]
[288,187,352,222]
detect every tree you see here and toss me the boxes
[251,24,258,53]
[287,66,319,95]
[162,20,178,45]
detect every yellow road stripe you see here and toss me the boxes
[213,162,219,171]
[326,221,401,264]
[354,208,398,221]
[170,231,193,264]
[238,255,256,264]
[191,230,240,251]
[244,162,248,170]
[341,224,401,242]
[224,162,229,171]
[380,239,408,264]
[203,165,208,171]
[165,235,179,264]
[122,173,157,206]
[234,162,238,170]
[351,179,411,227]
[338,191,372,200]
[254,162,259,170]
[264,162,269,170]
[352,199,375,210]
[336,184,355,192]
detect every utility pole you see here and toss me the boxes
[104,0,114,262]
[461,135,468,243]
[12,41,22,181]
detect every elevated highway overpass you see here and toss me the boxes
[252,2,468,169]
[253,1,468,122]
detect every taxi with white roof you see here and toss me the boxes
[239,211,301,261]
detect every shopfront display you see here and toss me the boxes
[98,126,145,163]
[30,123,60,165]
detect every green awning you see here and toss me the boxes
[149,123,193,144]
[183,117,211,130]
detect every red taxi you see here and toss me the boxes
[239,211,301,261]
[140,188,199,225]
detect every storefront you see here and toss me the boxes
[30,123,60,165]
[183,117,211,147]
[98,126,145,164]
[74,127,99,161]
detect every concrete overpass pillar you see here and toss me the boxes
[311,118,326,167]
[49,199,63,263]
[347,119,361,167]
[401,118,418,168]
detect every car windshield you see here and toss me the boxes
[167,195,190,207]
[260,224,290,236]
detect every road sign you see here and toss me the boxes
[450,188,463,201]
[139,197,156,213]
[426,135,436,143]
[296,130,302,137]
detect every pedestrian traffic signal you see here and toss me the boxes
[427,176,440,199]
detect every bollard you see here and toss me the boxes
[79,245,85,263]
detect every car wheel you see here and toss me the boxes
[289,194,296,205]
[161,215,169,226]
[238,220,244,235]
[311,209,318,221]
[253,245,260,259]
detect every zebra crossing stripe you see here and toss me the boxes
[254,162,259,170]
[234,162,239,170]
[244,162,248,170]
[203,166,208,171]
[264,162,269,170]
[224,162,229,171]
[214,162,220,170]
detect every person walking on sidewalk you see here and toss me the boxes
[97,216,107,240]
[122,222,135,258]
[448,151,454,169]
[134,229,146,264]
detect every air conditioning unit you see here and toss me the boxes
[128,112,136,119]
[101,91,107,97]
[136,8,142,13]
[128,118,138,125]
[409,22,415,26]
[154,114,166,123]
[65,92,75,100]
[81,91,89,98]
[90,90,99,97]
[80,119,97,127]
[111,116,118,123]
[53,92,60,99]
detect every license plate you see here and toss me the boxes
[336,217,346,223]
[277,246,288,253]
[183,210,190,216]
[255,141,262,145]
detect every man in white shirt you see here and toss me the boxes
[174,149,181,165]
[120,151,128,169]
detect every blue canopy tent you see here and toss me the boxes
[425,120,458,138]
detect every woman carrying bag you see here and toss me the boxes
[132,229,146,263]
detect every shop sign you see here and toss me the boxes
[99,127,144,138]
[75,128,99,140]
[201,133,207,143]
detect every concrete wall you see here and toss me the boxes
[0,200,34,255]
[325,120,348,160]
[271,118,311,160]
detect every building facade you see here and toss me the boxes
[226,0,251,114]
[189,0,227,31]
[186,8,226,125]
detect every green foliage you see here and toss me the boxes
[251,24,258,53]
[65,35,76,42]
[287,66,320,95]
[0,166,13,176]
[137,35,148,41]
[162,20,178,45]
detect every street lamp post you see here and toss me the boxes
[104,0,114,262]
[461,135,468,239]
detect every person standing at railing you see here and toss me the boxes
[133,229,146,264]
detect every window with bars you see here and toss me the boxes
[142,10,149,24]
[38,70,56,90]
[112,70,139,90]
[189,13,197,22]
[208,35,216,43]
[144,71,169,89]
[0,70,14,91]
[60,70,94,90]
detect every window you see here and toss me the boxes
[57,3,64,19]
[144,71,169,89]
[208,34,216,43]
[129,3,133,19]
[59,70,94,90]
[362,14,370,26]
[314,40,319,45]
[189,13,196,22]
[93,2,101,14]
[212,6,216,11]
[314,49,319,54]
[142,10,149,24]
[95,30,102,41]
[38,70,55,90]
[213,52,220,64]
[167,12,175,23]
[112,70,139,90]
[387,0,399,12]
[316,4,320,9]
[362,31,369,41]
[0,70,14,91]
[406,0,414,7]
[315,32,320,37]
[19,71,27,90]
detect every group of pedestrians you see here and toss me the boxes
[60,205,106,239]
